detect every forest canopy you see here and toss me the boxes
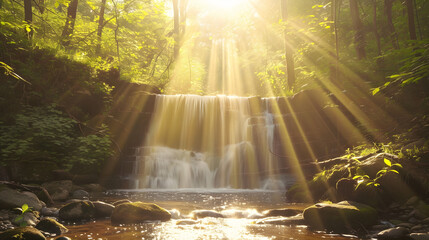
[1,0,428,96]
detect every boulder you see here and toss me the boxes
[40,207,59,217]
[0,226,46,240]
[377,227,410,240]
[190,210,224,219]
[112,199,131,206]
[81,183,104,193]
[35,218,68,235]
[262,208,301,218]
[58,200,95,221]
[303,201,378,232]
[0,189,43,211]
[55,237,71,240]
[93,201,115,218]
[358,153,399,179]
[111,202,171,224]
[255,215,305,225]
[42,180,73,201]
[410,233,429,240]
[377,171,415,204]
[71,189,89,200]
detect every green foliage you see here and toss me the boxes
[0,105,112,170]
[13,204,32,227]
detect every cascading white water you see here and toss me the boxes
[128,95,288,189]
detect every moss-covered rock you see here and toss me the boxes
[111,202,171,224]
[303,201,378,232]
[0,226,46,240]
[35,218,68,235]
[58,200,95,221]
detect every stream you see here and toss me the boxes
[56,190,360,240]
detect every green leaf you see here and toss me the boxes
[391,163,403,168]
[389,169,399,174]
[372,88,380,95]
[384,158,392,167]
[21,204,28,212]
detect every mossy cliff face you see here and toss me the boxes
[111,202,171,224]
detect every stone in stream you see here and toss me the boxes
[0,189,43,211]
[71,189,89,200]
[190,210,224,219]
[111,202,171,224]
[303,201,378,232]
[92,201,115,218]
[58,200,95,221]
[410,233,429,240]
[0,226,46,240]
[42,180,73,201]
[376,227,410,240]
[255,215,305,225]
[112,199,132,206]
[35,218,68,235]
[262,208,301,218]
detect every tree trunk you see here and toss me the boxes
[173,0,180,60]
[61,0,79,47]
[349,0,366,59]
[24,0,33,39]
[405,0,417,40]
[281,0,295,89]
[372,0,382,56]
[384,0,399,49]
[96,0,107,54]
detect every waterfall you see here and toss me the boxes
[125,95,288,189]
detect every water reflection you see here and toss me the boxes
[56,190,359,240]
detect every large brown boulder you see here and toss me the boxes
[58,200,95,221]
[111,202,171,224]
[303,201,378,232]
[0,227,46,240]
[0,189,43,211]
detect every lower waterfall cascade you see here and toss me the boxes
[120,93,345,190]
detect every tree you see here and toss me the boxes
[349,0,366,59]
[61,0,79,47]
[372,0,382,56]
[96,0,107,54]
[24,0,33,39]
[405,0,417,40]
[281,0,295,89]
[384,0,399,49]
[172,0,188,60]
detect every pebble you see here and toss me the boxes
[422,218,429,224]
[410,233,429,240]
[411,224,423,231]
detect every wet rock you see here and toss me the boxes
[377,227,410,240]
[112,199,131,206]
[40,207,59,217]
[397,223,414,228]
[0,226,46,240]
[42,181,73,201]
[0,189,43,211]
[372,224,390,231]
[377,171,415,204]
[93,201,114,218]
[262,208,301,218]
[55,237,72,240]
[410,233,429,240]
[111,202,171,224]
[255,215,305,225]
[0,220,14,231]
[14,211,39,227]
[168,209,182,219]
[358,153,399,178]
[71,190,89,200]
[407,197,421,206]
[58,200,95,221]
[190,210,224,219]
[303,201,378,232]
[176,219,198,225]
[35,218,68,235]
[81,183,104,193]
[411,224,423,231]
[422,218,429,224]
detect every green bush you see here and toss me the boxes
[0,105,112,172]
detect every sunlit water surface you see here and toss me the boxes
[56,190,360,240]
